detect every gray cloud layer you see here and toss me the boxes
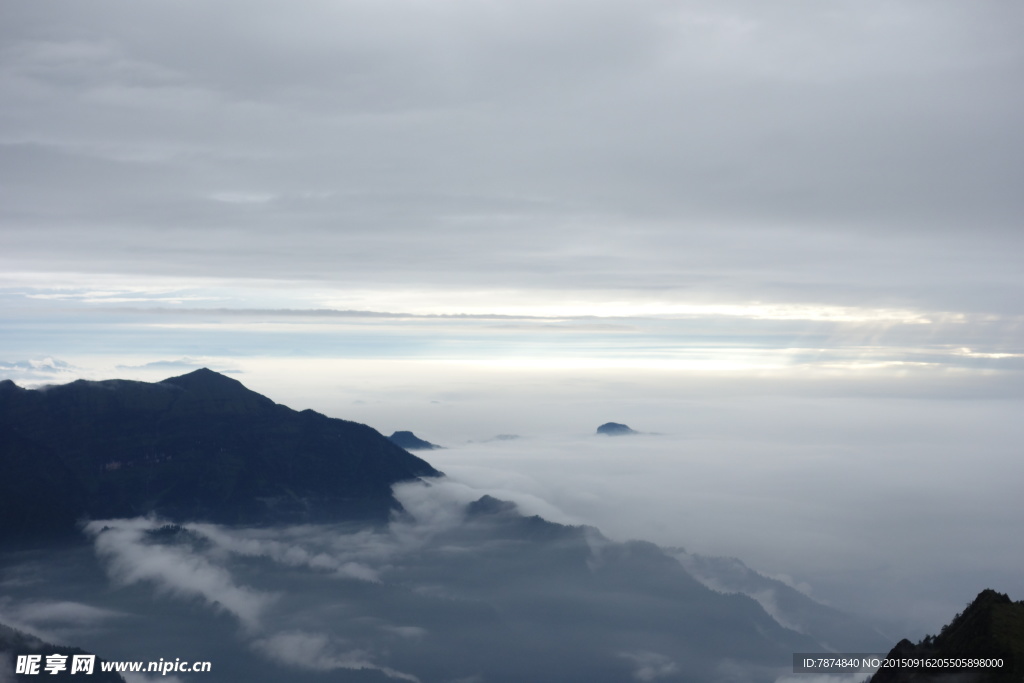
[2,1,1022,313]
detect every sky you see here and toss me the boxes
[2,0,1024,642]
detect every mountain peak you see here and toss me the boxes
[596,422,637,436]
[388,431,441,450]
[160,367,244,391]
[0,378,23,393]
[159,368,275,413]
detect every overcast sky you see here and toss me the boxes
[3,0,1023,310]
[2,0,1023,640]
[2,0,1022,419]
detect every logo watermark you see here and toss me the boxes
[16,654,212,676]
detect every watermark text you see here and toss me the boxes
[16,654,212,676]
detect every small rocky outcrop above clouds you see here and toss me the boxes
[596,422,638,436]
[388,431,441,450]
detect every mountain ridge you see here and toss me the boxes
[0,369,440,544]
[869,589,1024,683]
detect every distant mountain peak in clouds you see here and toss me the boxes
[466,494,519,517]
[388,430,441,450]
[596,422,637,436]
[0,370,440,543]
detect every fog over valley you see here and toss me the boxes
[0,475,886,682]
[1,370,1021,681]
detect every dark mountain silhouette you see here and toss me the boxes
[388,430,440,450]
[0,621,127,682]
[869,589,1024,683]
[596,422,637,436]
[0,369,439,543]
